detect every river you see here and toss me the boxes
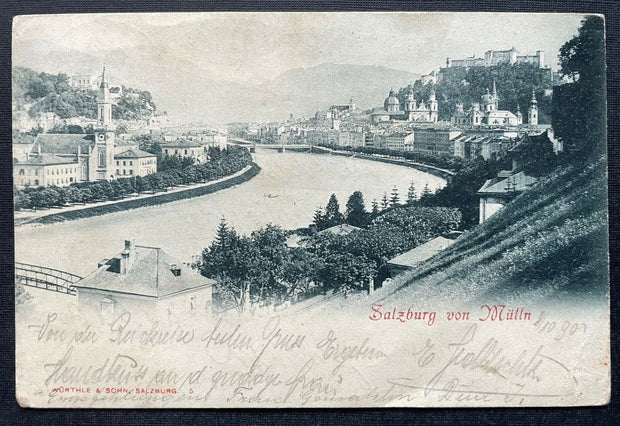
[14,150,445,276]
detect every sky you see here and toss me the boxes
[13,12,585,84]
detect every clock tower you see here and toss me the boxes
[94,66,116,180]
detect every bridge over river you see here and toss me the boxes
[15,262,81,295]
[227,138,311,153]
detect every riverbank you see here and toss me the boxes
[14,163,261,227]
[310,145,455,180]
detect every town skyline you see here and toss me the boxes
[13,13,585,123]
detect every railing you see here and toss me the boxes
[14,262,82,295]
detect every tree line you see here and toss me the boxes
[199,190,461,313]
[318,143,465,171]
[14,146,252,210]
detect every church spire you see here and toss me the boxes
[530,88,537,104]
[100,65,109,90]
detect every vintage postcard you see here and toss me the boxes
[13,12,609,408]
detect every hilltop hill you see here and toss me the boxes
[398,63,556,123]
[367,155,608,309]
[12,66,156,127]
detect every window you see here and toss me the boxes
[116,169,120,175]
[116,160,119,166]
[129,170,133,175]
[35,170,39,176]
[34,179,39,186]
[123,160,126,166]
[70,177,74,183]
[129,161,133,166]
[123,170,126,175]
[19,169,24,175]
[98,150,105,167]
[184,149,188,155]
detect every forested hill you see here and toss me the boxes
[12,66,156,122]
[398,63,556,123]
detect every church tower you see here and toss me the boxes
[404,88,416,114]
[528,89,538,125]
[93,66,116,181]
[492,79,499,110]
[429,88,438,122]
[516,104,523,125]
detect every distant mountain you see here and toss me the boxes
[13,40,420,123]
[252,63,420,121]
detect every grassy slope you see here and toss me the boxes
[373,156,609,309]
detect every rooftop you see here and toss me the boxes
[114,148,157,158]
[317,223,362,236]
[478,170,538,196]
[73,242,214,298]
[16,153,77,166]
[388,236,457,269]
[160,139,203,148]
[34,133,95,156]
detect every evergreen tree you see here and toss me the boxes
[324,194,344,227]
[406,181,417,205]
[389,186,400,207]
[419,183,433,205]
[312,207,328,231]
[371,199,379,216]
[381,192,389,210]
[345,190,369,228]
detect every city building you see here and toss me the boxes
[14,152,81,188]
[385,132,415,151]
[160,139,208,163]
[329,98,356,117]
[114,149,157,178]
[73,240,214,315]
[411,127,463,154]
[445,48,545,69]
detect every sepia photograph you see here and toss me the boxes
[12,12,609,408]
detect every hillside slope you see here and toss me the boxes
[375,156,608,309]
[318,156,607,314]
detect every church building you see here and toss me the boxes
[370,88,438,124]
[451,81,538,127]
[13,67,157,189]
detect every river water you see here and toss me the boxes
[14,150,445,276]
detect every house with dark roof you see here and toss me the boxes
[73,240,214,315]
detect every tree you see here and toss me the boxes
[312,207,328,231]
[389,186,400,207]
[406,182,417,205]
[371,199,380,216]
[420,183,432,202]
[324,194,344,227]
[553,15,606,157]
[381,192,389,211]
[345,191,369,228]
